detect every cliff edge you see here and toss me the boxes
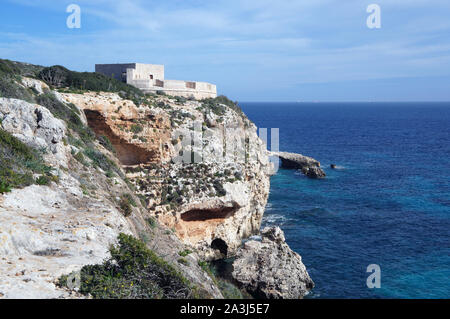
[0,59,312,299]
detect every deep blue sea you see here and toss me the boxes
[240,102,450,299]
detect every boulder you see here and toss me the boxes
[0,98,69,168]
[270,151,326,179]
[302,166,326,179]
[232,226,314,299]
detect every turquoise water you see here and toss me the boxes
[240,102,450,299]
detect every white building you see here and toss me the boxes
[95,63,217,99]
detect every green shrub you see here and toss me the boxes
[0,180,12,194]
[58,233,195,299]
[213,180,226,197]
[178,258,189,266]
[201,95,246,119]
[0,76,35,102]
[73,151,88,166]
[83,147,119,174]
[35,175,51,185]
[198,260,244,299]
[122,193,137,207]
[97,135,115,153]
[130,124,143,134]
[119,194,135,216]
[37,65,144,104]
[146,217,158,229]
[105,170,115,178]
[0,129,50,190]
[178,249,193,257]
[0,59,43,78]
[175,96,187,104]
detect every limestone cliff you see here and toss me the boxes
[0,60,312,299]
[0,77,223,298]
[232,227,314,299]
[57,91,272,260]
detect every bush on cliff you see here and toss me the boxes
[0,76,35,103]
[201,95,246,119]
[0,59,44,102]
[58,233,195,299]
[0,128,51,190]
[32,92,121,178]
[0,180,11,194]
[0,59,43,78]
[37,65,144,104]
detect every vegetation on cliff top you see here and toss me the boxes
[201,95,246,119]
[0,59,43,103]
[38,65,144,104]
[0,59,123,190]
[0,58,144,105]
[58,233,197,299]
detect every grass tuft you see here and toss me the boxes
[58,233,196,299]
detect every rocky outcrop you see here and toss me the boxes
[58,92,272,260]
[0,98,69,168]
[21,77,49,95]
[57,92,171,165]
[0,94,222,298]
[270,151,325,178]
[301,166,326,179]
[232,227,314,299]
[0,65,311,299]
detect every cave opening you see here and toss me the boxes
[211,238,228,257]
[83,109,156,166]
[180,206,237,222]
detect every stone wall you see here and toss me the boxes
[143,80,217,99]
[127,63,165,82]
[96,63,217,99]
[95,63,164,84]
[95,63,136,82]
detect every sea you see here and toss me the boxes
[239,102,450,299]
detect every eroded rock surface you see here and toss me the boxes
[0,94,222,299]
[271,151,326,179]
[0,98,68,167]
[232,227,314,299]
[58,92,272,260]
[0,70,311,299]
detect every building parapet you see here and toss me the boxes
[95,63,217,99]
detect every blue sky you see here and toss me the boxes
[1,0,450,101]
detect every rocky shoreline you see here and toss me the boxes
[232,227,314,299]
[0,60,314,299]
[270,151,326,178]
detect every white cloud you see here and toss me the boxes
[2,0,450,100]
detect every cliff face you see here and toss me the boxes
[0,78,225,298]
[232,227,314,299]
[0,60,314,299]
[0,62,271,298]
[58,91,272,260]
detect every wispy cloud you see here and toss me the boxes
[1,0,450,100]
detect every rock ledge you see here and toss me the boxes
[270,151,326,178]
[232,227,314,299]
